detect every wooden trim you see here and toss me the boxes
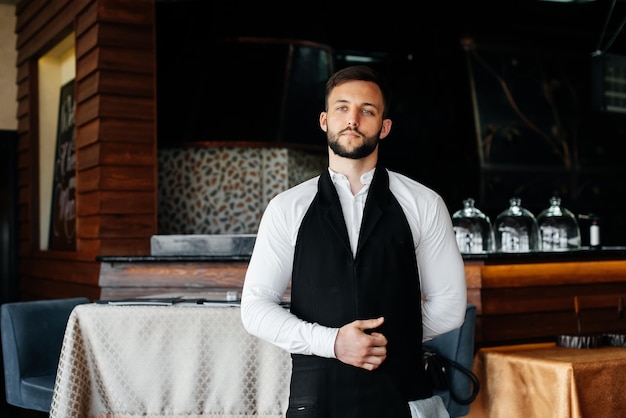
[99,261,249,287]
[480,260,626,287]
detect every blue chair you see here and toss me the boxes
[423,303,478,418]
[1,297,90,414]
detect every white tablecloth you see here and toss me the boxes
[50,303,291,418]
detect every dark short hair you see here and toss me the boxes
[324,65,392,118]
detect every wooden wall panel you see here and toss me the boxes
[78,214,154,238]
[78,166,155,191]
[97,118,154,143]
[97,0,154,24]
[76,94,101,124]
[75,0,97,37]
[19,257,101,283]
[76,118,155,148]
[76,48,100,80]
[16,1,83,64]
[15,0,157,300]
[97,22,154,49]
[16,153,30,181]
[16,81,28,102]
[16,95,29,118]
[76,93,155,123]
[75,118,99,147]
[76,22,153,57]
[98,47,155,73]
[479,309,625,343]
[78,142,155,169]
[77,70,154,99]
[99,70,154,96]
[471,261,626,347]
[76,71,99,101]
[98,238,150,256]
[480,285,626,315]
[78,190,155,215]
[99,96,154,119]
[19,276,101,301]
[15,0,72,47]
[16,117,29,135]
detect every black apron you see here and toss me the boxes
[287,167,431,418]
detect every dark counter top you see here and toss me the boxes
[97,255,251,262]
[98,246,626,264]
[463,246,626,264]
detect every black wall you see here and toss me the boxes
[156,0,626,245]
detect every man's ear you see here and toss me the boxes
[379,119,392,140]
[319,112,328,132]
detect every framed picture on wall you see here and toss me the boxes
[48,79,76,251]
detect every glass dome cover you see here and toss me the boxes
[452,198,494,253]
[494,197,540,252]
[536,196,581,251]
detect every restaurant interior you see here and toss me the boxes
[1,0,626,417]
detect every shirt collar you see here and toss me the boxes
[327,167,376,186]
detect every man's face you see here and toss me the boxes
[320,80,391,159]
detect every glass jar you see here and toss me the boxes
[452,198,494,253]
[494,197,540,252]
[536,196,581,251]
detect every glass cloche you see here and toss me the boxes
[452,198,495,253]
[494,197,540,253]
[536,196,581,251]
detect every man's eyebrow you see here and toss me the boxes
[362,102,379,109]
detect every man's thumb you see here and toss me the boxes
[361,316,384,332]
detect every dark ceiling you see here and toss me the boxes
[194,0,626,56]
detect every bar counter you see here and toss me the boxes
[98,247,626,347]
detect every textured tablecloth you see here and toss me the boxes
[50,303,291,418]
[467,342,626,418]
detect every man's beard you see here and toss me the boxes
[327,127,380,159]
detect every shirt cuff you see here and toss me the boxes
[310,324,339,358]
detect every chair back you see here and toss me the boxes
[422,303,477,418]
[1,297,90,413]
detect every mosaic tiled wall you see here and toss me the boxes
[157,147,326,234]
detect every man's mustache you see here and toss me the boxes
[339,127,364,136]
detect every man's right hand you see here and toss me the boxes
[333,317,387,371]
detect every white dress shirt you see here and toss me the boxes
[241,167,467,359]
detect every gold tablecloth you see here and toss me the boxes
[467,342,626,418]
[50,303,291,418]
